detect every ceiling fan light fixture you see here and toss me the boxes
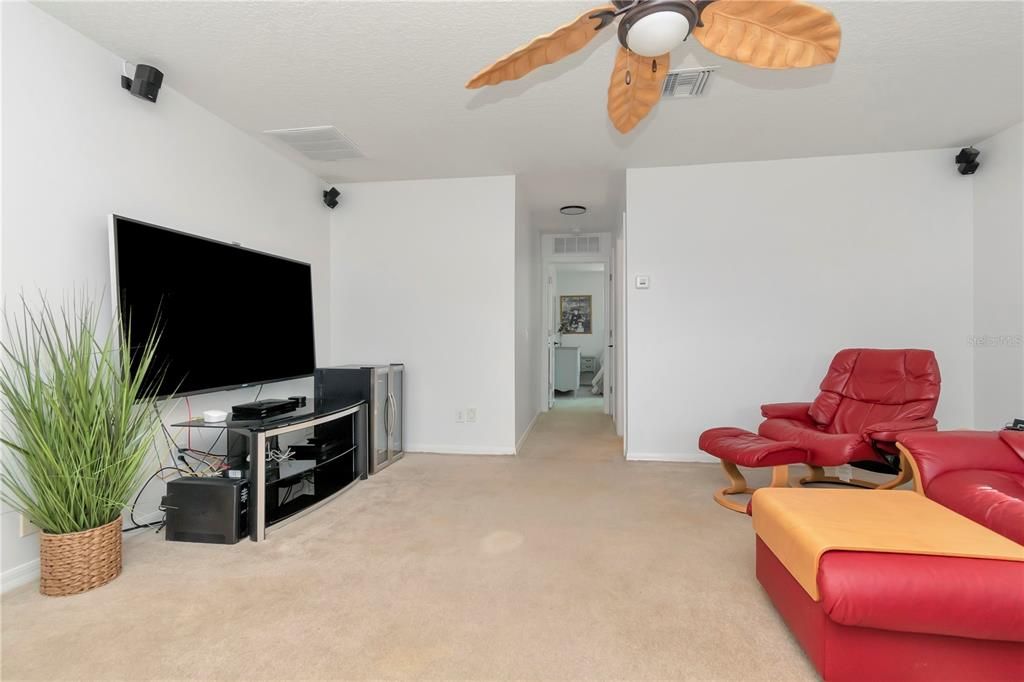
[619,1,699,58]
[626,12,689,56]
[560,205,587,216]
[466,0,842,135]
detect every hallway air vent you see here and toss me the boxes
[554,236,600,254]
[661,67,717,99]
[263,126,364,161]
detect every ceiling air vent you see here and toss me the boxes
[554,236,600,255]
[263,126,364,161]
[661,66,717,99]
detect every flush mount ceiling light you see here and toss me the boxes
[560,205,587,216]
[466,0,842,134]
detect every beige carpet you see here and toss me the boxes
[520,403,623,463]
[1,410,816,681]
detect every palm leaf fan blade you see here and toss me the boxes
[466,5,616,88]
[607,48,670,134]
[693,0,840,69]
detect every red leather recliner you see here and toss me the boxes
[759,348,941,483]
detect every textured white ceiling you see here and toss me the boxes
[39,1,1024,232]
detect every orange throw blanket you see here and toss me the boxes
[752,488,1024,601]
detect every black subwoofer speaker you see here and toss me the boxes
[163,477,249,544]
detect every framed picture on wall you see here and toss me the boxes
[559,295,592,334]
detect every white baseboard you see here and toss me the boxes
[1,511,165,594]
[1,558,40,593]
[515,412,540,454]
[626,451,719,463]
[406,445,515,456]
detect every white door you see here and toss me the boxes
[546,266,559,409]
[604,262,613,416]
[615,216,627,439]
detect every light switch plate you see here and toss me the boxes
[635,275,650,289]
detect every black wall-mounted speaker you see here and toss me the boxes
[121,64,164,103]
[956,147,980,175]
[323,187,341,209]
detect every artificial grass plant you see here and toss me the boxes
[0,294,163,534]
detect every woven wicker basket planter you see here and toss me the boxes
[38,516,122,596]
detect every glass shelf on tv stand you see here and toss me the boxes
[172,401,368,541]
[171,402,363,432]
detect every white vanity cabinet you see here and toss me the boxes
[554,346,581,392]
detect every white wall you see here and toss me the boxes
[514,179,542,450]
[626,149,975,461]
[555,269,606,359]
[1,3,330,589]
[329,176,516,455]
[973,121,1024,428]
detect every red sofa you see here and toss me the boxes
[899,430,1024,545]
[754,432,1024,680]
[756,536,1024,681]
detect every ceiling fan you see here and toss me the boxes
[466,1,841,134]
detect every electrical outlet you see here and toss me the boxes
[456,410,465,423]
[19,514,40,538]
[467,408,477,423]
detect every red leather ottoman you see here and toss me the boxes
[698,427,807,512]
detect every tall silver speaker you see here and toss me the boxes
[314,364,403,474]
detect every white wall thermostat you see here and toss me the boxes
[635,275,650,289]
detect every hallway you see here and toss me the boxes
[518,401,623,462]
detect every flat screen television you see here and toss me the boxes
[109,215,316,398]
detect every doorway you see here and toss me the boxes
[549,262,608,412]
[524,236,624,462]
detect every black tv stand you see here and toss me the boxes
[173,402,367,541]
[231,398,298,420]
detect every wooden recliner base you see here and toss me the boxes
[798,453,913,490]
[714,461,790,513]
